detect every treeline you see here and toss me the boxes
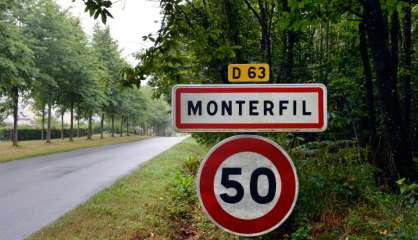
[125,0,417,184]
[0,0,170,145]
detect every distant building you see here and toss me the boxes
[3,100,38,127]
[2,98,86,127]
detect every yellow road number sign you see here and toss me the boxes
[228,64,270,82]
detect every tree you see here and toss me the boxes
[0,1,35,146]
[402,0,413,146]
[359,21,377,166]
[77,47,106,140]
[362,0,415,181]
[242,0,275,75]
[58,16,98,142]
[91,24,125,138]
[23,0,105,143]
[141,87,170,136]
[23,0,72,143]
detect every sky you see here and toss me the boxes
[56,0,162,65]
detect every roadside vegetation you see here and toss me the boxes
[0,134,149,164]
[29,137,417,239]
[168,137,417,239]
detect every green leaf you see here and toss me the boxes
[101,14,107,24]
[102,9,113,19]
[89,7,95,17]
[396,178,406,186]
[94,10,100,20]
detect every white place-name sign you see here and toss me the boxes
[172,84,327,132]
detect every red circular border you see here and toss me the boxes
[197,136,298,236]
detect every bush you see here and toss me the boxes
[165,138,418,239]
[167,154,200,219]
[292,142,376,219]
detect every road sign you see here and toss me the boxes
[172,84,327,132]
[196,135,298,237]
[228,63,269,82]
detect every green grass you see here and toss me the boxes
[0,134,149,163]
[28,137,210,240]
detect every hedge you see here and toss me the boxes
[0,128,94,141]
[0,127,143,141]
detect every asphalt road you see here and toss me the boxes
[0,136,186,240]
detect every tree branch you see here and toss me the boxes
[242,0,262,24]
[345,7,363,18]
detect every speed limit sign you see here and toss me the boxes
[196,135,299,236]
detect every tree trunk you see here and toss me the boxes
[120,116,124,137]
[126,117,129,136]
[223,0,243,63]
[359,21,378,166]
[136,122,140,135]
[282,0,295,83]
[390,10,400,90]
[111,114,115,137]
[41,106,45,140]
[402,2,412,145]
[69,101,74,142]
[87,113,92,140]
[243,0,273,76]
[415,108,418,154]
[100,113,104,139]
[260,22,272,75]
[324,21,330,85]
[46,96,52,144]
[286,31,295,82]
[363,0,414,181]
[280,31,288,83]
[77,114,80,138]
[61,110,64,140]
[12,87,18,146]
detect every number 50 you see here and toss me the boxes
[220,167,276,204]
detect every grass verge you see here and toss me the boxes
[0,134,148,163]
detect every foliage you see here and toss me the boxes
[166,150,234,240]
[396,178,418,208]
[166,138,417,239]
[91,24,125,118]
[0,1,35,95]
[77,0,113,24]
